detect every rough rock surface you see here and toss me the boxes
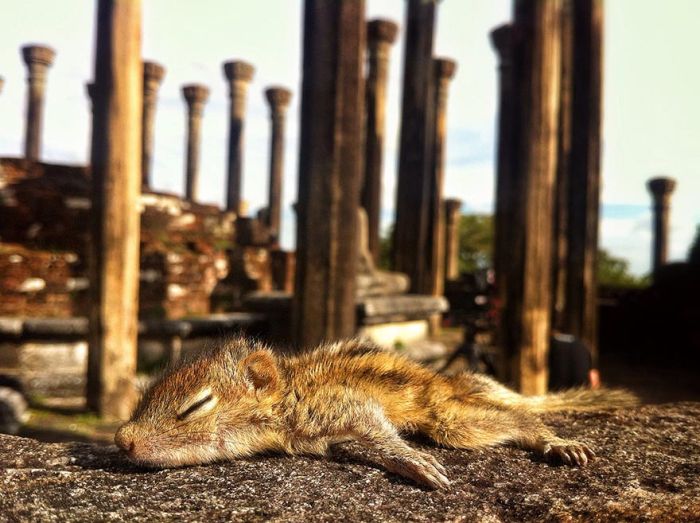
[1,404,699,522]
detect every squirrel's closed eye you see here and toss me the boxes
[176,389,218,421]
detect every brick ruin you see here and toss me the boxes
[0,157,289,320]
[1,160,91,318]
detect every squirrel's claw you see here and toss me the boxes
[544,439,595,467]
[382,449,451,489]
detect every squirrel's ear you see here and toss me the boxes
[241,351,279,392]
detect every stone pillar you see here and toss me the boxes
[86,82,96,159]
[551,4,573,332]
[223,60,255,214]
[362,18,398,263]
[647,177,676,274]
[443,198,462,281]
[293,0,366,348]
[182,84,209,201]
[87,0,142,419]
[393,0,439,293]
[86,82,95,108]
[491,24,517,330]
[141,61,165,188]
[264,86,292,246]
[427,58,457,299]
[21,45,55,161]
[561,0,604,363]
[501,0,562,395]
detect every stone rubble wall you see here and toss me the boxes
[0,244,86,318]
[0,158,246,320]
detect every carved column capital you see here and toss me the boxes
[265,86,292,114]
[22,45,56,69]
[434,58,457,81]
[368,19,398,45]
[143,61,165,100]
[490,24,515,67]
[182,83,210,114]
[223,60,255,83]
[444,198,462,221]
[223,60,255,118]
[647,176,676,206]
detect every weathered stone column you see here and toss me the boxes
[223,60,254,214]
[561,0,604,362]
[21,45,55,161]
[647,177,676,274]
[182,84,209,201]
[551,4,573,332]
[491,24,517,329]
[264,86,292,246]
[141,61,165,188]
[501,0,562,395]
[86,82,96,159]
[443,198,462,281]
[362,18,398,263]
[86,82,95,108]
[427,58,457,299]
[293,0,366,348]
[87,0,142,419]
[393,0,439,293]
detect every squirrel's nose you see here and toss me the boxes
[115,423,137,454]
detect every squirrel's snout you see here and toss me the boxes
[115,423,138,456]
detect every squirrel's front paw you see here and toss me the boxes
[543,439,595,466]
[382,449,450,489]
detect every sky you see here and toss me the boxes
[0,0,698,275]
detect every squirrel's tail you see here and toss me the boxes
[516,387,640,413]
[451,372,639,412]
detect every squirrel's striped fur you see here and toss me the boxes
[115,337,637,489]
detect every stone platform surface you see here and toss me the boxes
[1,403,698,522]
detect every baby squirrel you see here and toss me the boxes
[115,338,637,489]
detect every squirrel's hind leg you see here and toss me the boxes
[425,398,594,466]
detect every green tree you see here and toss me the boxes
[379,214,648,288]
[457,214,493,274]
[376,215,494,274]
[597,248,649,288]
[378,224,393,271]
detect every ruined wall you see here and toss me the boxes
[138,192,235,318]
[0,160,89,318]
[0,158,237,319]
[0,245,86,318]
